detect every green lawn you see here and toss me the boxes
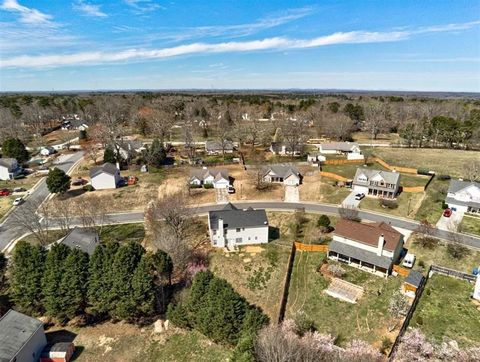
[100,223,146,243]
[318,180,352,204]
[286,252,404,346]
[322,161,385,179]
[415,179,450,224]
[359,192,424,219]
[400,174,430,188]
[410,274,480,347]
[460,215,480,236]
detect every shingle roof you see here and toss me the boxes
[334,219,403,252]
[405,270,424,288]
[0,310,44,362]
[209,203,268,230]
[0,158,17,169]
[205,140,234,151]
[320,142,359,152]
[190,168,229,182]
[118,140,145,151]
[60,227,99,256]
[263,164,301,179]
[447,179,480,194]
[329,239,393,269]
[353,167,400,186]
[89,163,119,178]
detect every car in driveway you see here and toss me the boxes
[12,197,24,206]
[402,253,416,268]
[0,189,11,197]
[227,185,236,194]
[72,178,88,186]
[354,193,365,200]
[443,208,452,218]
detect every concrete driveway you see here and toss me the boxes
[215,188,229,204]
[284,185,299,202]
[436,210,464,231]
[342,190,362,208]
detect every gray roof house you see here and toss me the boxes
[190,168,230,189]
[208,203,269,249]
[205,140,234,155]
[353,167,401,199]
[90,162,122,190]
[0,309,47,362]
[269,142,303,156]
[59,227,100,255]
[445,179,480,213]
[318,142,361,154]
[262,164,302,186]
[0,158,21,181]
[116,140,146,160]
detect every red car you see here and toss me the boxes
[0,189,10,197]
[443,208,452,218]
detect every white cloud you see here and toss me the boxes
[1,20,479,69]
[1,0,53,25]
[123,0,163,13]
[72,1,107,18]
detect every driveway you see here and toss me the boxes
[436,210,465,232]
[215,188,229,204]
[342,190,362,208]
[284,185,299,202]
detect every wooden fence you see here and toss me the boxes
[319,171,348,182]
[277,243,297,323]
[323,159,365,165]
[392,264,410,277]
[430,264,476,282]
[370,156,418,175]
[294,241,329,252]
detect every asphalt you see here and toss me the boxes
[0,151,84,251]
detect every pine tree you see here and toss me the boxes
[148,138,167,168]
[58,249,89,321]
[46,168,71,194]
[152,250,173,285]
[2,138,29,162]
[131,255,156,317]
[9,241,46,314]
[103,147,116,164]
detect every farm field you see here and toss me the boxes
[286,252,404,348]
[410,274,480,347]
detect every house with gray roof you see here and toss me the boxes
[0,158,22,181]
[0,309,47,362]
[318,142,363,160]
[116,140,146,160]
[353,167,401,199]
[90,162,121,190]
[205,140,234,155]
[262,164,302,186]
[59,227,100,256]
[445,179,480,214]
[269,142,303,156]
[208,203,269,249]
[190,168,230,189]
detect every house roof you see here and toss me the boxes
[353,167,400,185]
[205,140,234,151]
[263,164,301,179]
[447,179,480,194]
[89,163,119,178]
[405,270,424,288]
[190,168,228,181]
[0,158,17,169]
[41,342,73,357]
[320,142,359,151]
[118,140,145,151]
[270,142,303,153]
[329,239,393,269]
[60,227,99,256]
[0,309,44,362]
[334,219,403,252]
[209,203,268,230]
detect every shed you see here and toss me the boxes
[403,270,424,296]
[40,342,75,362]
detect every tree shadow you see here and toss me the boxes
[269,226,280,241]
[61,188,87,199]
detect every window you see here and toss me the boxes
[236,238,243,243]
[236,228,241,232]
[213,230,216,235]
[255,236,258,240]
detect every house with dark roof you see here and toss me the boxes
[262,164,302,186]
[0,309,47,362]
[205,140,234,155]
[208,203,269,249]
[445,179,480,214]
[59,227,100,256]
[0,158,22,181]
[116,140,147,160]
[90,163,121,190]
[328,219,405,277]
[190,168,230,189]
[353,167,401,199]
[269,142,303,156]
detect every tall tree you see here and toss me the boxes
[131,255,156,317]
[46,168,71,194]
[1,138,29,162]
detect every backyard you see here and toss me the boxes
[410,274,480,347]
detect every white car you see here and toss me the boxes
[12,197,24,206]
[402,253,416,268]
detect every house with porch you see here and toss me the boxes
[445,179,480,214]
[190,168,230,189]
[353,167,400,199]
[0,158,22,181]
[262,164,302,186]
[328,219,405,277]
[208,203,269,249]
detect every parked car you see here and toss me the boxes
[227,185,236,194]
[355,193,365,200]
[402,253,416,268]
[0,189,10,197]
[72,178,87,186]
[12,197,24,206]
[443,208,452,218]
[13,187,27,193]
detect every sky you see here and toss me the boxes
[0,0,479,92]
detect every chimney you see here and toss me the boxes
[377,234,384,256]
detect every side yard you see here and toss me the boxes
[460,215,480,237]
[414,178,449,224]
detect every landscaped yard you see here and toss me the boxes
[405,234,480,273]
[460,215,480,236]
[359,192,425,219]
[286,252,404,348]
[410,274,480,347]
[415,178,450,224]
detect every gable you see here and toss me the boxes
[357,172,368,182]
[371,173,385,183]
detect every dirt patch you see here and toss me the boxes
[244,246,263,254]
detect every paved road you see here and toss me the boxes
[41,200,480,251]
[0,151,84,251]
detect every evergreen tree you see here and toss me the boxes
[148,138,167,167]
[79,129,87,140]
[58,249,89,321]
[103,147,116,164]
[131,255,156,317]
[9,241,46,314]
[1,138,29,162]
[42,244,71,318]
[46,168,71,194]
[152,250,173,285]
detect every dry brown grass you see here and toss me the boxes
[300,172,351,204]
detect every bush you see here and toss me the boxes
[380,199,398,209]
[446,243,469,259]
[418,260,425,269]
[415,236,439,249]
[294,311,316,335]
[437,174,451,180]
[189,184,202,189]
[415,315,424,326]
[441,201,448,210]
[203,183,214,189]
[317,215,331,228]
[417,168,430,175]
[83,185,94,192]
[380,337,393,355]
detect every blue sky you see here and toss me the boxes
[0,0,479,92]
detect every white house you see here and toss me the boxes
[269,142,303,156]
[190,168,230,189]
[328,219,405,277]
[307,152,326,164]
[445,179,480,214]
[208,203,269,249]
[205,140,234,155]
[0,158,22,181]
[352,167,400,199]
[262,164,302,186]
[40,146,56,156]
[90,163,121,190]
[0,309,47,362]
[318,142,363,160]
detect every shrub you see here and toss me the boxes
[416,236,439,249]
[189,184,202,189]
[317,215,331,228]
[294,311,316,335]
[415,315,424,326]
[203,183,214,189]
[380,199,398,209]
[446,243,469,259]
[381,337,393,355]
[437,174,451,180]
[83,185,94,192]
[327,264,346,278]
[441,201,449,210]
[418,260,425,269]
[417,168,430,175]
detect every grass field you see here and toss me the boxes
[100,223,146,243]
[359,192,425,219]
[322,161,386,179]
[460,215,480,236]
[415,178,449,224]
[410,274,480,347]
[286,252,404,347]
[366,148,480,177]
[405,234,480,273]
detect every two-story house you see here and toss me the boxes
[208,203,269,249]
[190,168,230,189]
[262,164,302,186]
[328,219,405,277]
[0,158,22,181]
[352,167,400,199]
[445,179,480,214]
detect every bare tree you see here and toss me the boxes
[338,205,360,221]
[49,197,74,234]
[10,198,51,245]
[281,118,307,156]
[73,195,110,232]
[82,140,102,165]
[324,113,355,141]
[463,161,480,181]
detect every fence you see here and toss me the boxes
[430,264,476,282]
[319,171,348,182]
[402,186,425,193]
[370,156,418,175]
[294,241,329,252]
[392,264,410,277]
[323,159,365,165]
[277,243,297,323]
